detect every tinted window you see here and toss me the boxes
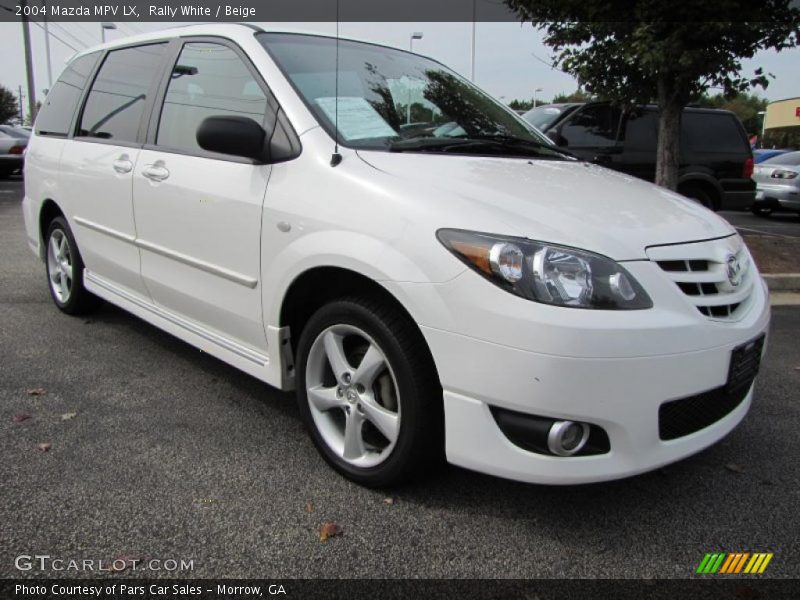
[682,113,747,153]
[622,109,657,151]
[522,105,568,131]
[78,44,167,143]
[157,43,268,154]
[34,52,99,137]
[560,104,621,147]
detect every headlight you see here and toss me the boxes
[771,169,797,179]
[437,229,652,310]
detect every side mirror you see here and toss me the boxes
[546,129,563,146]
[197,116,268,162]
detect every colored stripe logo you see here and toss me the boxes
[696,552,773,574]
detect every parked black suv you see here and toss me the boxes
[523,102,755,211]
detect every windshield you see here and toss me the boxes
[522,105,571,131]
[259,33,567,159]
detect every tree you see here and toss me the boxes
[25,100,41,126]
[551,89,594,104]
[694,92,768,135]
[509,98,534,111]
[504,1,799,190]
[0,84,19,124]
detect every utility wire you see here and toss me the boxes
[50,22,91,49]
[30,19,79,51]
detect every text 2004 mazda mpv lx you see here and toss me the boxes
[23,25,770,486]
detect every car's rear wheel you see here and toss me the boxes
[750,206,773,217]
[681,185,715,210]
[295,297,443,487]
[45,217,102,315]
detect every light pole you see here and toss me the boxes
[533,87,543,108]
[407,32,423,124]
[758,110,767,148]
[101,22,117,43]
[42,0,53,88]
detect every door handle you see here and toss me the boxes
[142,161,170,182]
[112,155,133,174]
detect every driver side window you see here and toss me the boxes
[156,42,268,154]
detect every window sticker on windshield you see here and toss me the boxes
[316,97,398,141]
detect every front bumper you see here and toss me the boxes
[393,260,770,485]
[754,184,800,211]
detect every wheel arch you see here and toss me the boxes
[677,175,723,211]
[38,199,65,261]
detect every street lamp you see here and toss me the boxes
[533,87,543,108]
[101,22,117,43]
[758,110,767,148]
[407,32,424,124]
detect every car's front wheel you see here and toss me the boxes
[295,297,443,487]
[45,216,102,314]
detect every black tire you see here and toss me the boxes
[44,216,102,315]
[681,185,715,210]
[295,297,443,487]
[750,206,773,217]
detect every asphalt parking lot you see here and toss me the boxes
[720,210,800,239]
[1,174,799,579]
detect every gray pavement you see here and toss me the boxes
[1,175,799,579]
[720,210,800,239]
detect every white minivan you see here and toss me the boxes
[23,24,770,486]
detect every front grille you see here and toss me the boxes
[649,236,755,321]
[659,334,764,440]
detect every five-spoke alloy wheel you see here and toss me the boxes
[44,217,101,314]
[296,297,443,487]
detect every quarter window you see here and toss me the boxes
[34,52,100,137]
[78,44,167,143]
[156,43,268,154]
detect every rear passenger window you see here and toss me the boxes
[560,104,622,148]
[622,110,657,151]
[34,53,100,137]
[682,113,746,153]
[156,42,268,154]
[78,44,167,143]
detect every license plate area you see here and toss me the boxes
[726,334,765,395]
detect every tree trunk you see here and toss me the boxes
[655,78,684,191]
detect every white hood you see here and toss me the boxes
[358,152,735,261]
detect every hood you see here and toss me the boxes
[357,152,735,261]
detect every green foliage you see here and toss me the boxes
[508,98,534,111]
[0,85,19,125]
[504,2,799,106]
[694,92,768,134]
[551,90,595,104]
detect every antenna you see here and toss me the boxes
[330,0,343,167]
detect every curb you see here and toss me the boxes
[763,274,800,292]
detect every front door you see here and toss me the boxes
[132,40,272,352]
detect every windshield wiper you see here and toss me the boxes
[388,135,575,159]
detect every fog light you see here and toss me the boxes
[547,420,590,456]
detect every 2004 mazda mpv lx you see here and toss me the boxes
[23,25,770,486]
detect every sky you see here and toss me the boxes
[1,20,798,112]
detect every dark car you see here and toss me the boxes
[522,102,755,211]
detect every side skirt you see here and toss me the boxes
[84,270,294,390]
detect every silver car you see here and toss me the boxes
[0,125,29,179]
[751,150,800,217]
